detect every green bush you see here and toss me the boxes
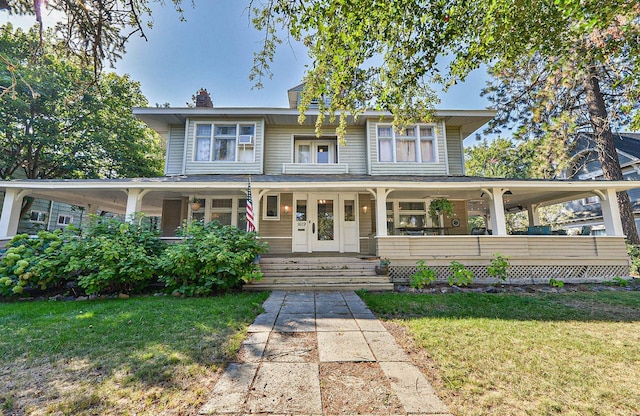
[410,260,437,289]
[157,221,269,296]
[65,215,164,295]
[487,252,511,284]
[448,261,474,286]
[0,231,71,297]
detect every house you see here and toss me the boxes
[0,193,81,234]
[0,87,635,285]
[562,132,640,237]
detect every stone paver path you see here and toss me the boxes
[200,291,452,415]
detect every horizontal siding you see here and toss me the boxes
[377,236,628,262]
[184,117,263,175]
[367,119,448,176]
[165,125,185,175]
[264,125,367,175]
[446,126,464,176]
[258,193,293,238]
[282,163,349,174]
[443,200,468,235]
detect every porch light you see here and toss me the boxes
[363,205,368,214]
[284,205,290,214]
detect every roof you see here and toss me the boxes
[573,132,640,178]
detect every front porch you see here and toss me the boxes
[0,175,635,283]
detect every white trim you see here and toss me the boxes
[182,117,189,174]
[262,193,280,220]
[164,128,172,176]
[366,119,372,175]
[459,126,465,175]
[442,120,449,175]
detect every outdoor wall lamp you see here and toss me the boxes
[363,206,368,214]
[283,205,290,214]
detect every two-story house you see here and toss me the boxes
[0,86,635,285]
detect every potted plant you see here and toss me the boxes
[190,197,202,211]
[429,198,454,221]
[375,257,390,275]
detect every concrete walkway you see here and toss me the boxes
[200,291,452,415]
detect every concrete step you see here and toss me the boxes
[260,263,377,271]
[259,269,378,277]
[244,282,395,292]
[258,276,392,284]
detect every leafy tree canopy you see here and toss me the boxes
[0,23,164,180]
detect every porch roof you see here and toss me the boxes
[1,175,637,217]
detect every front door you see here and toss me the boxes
[311,194,339,251]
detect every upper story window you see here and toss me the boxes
[377,124,436,163]
[295,139,338,164]
[194,123,255,162]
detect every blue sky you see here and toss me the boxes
[2,1,491,121]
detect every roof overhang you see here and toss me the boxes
[133,107,497,140]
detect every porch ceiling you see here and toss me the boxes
[2,175,636,216]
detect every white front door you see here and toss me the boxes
[311,194,340,252]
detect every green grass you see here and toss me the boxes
[0,292,269,415]
[359,291,640,416]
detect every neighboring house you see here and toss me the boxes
[0,192,80,235]
[0,87,635,281]
[563,132,640,237]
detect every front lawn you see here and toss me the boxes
[0,292,269,415]
[359,291,640,416]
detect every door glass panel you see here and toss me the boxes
[344,200,355,221]
[317,145,329,163]
[317,199,334,241]
[210,212,232,225]
[296,200,307,221]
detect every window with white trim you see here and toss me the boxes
[57,215,73,226]
[377,124,436,163]
[194,123,255,162]
[263,194,280,220]
[295,139,338,164]
[30,211,47,223]
[189,197,248,228]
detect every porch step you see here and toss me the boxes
[244,256,394,292]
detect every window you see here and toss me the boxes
[386,200,429,235]
[193,123,255,162]
[294,139,338,164]
[377,124,436,162]
[30,211,47,224]
[210,198,233,225]
[57,215,73,226]
[263,194,280,220]
[584,196,599,205]
[189,196,248,228]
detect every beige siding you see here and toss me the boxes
[446,126,464,175]
[443,200,468,236]
[264,125,367,175]
[367,119,448,176]
[165,125,186,175]
[377,236,629,262]
[183,117,264,175]
[258,194,293,254]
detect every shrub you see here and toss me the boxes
[448,261,474,286]
[410,260,437,289]
[0,231,71,297]
[157,221,269,296]
[65,215,164,295]
[487,253,511,284]
[549,278,565,288]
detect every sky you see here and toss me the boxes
[1,1,492,138]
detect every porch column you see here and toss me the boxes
[527,204,541,227]
[125,189,149,223]
[0,189,28,238]
[488,188,507,236]
[375,188,391,237]
[597,188,624,236]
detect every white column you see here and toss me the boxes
[527,204,541,227]
[0,189,27,238]
[125,189,144,223]
[375,188,389,237]
[488,188,507,236]
[599,188,624,236]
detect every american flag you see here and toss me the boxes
[246,180,256,232]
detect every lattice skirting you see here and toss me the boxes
[390,264,629,284]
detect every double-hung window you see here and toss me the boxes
[194,123,255,162]
[377,124,436,162]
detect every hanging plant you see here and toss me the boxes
[429,198,454,220]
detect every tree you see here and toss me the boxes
[250,0,640,244]
[0,24,164,214]
[464,138,542,179]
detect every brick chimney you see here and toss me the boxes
[195,88,213,108]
